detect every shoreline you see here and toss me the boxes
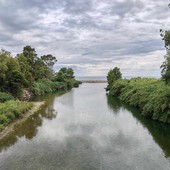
[0,101,44,140]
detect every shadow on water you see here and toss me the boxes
[107,93,122,114]
[0,91,66,152]
[107,93,170,159]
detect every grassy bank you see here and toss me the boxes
[108,78,170,123]
[0,101,33,131]
[0,78,81,132]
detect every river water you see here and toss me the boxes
[0,83,170,170]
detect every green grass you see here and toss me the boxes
[109,78,170,123]
[0,101,33,131]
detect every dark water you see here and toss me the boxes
[0,83,170,170]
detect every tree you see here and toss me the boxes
[0,49,9,90]
[41,54,57,69]
[20,46,55,81]
[16,53,33,84]
[160,51,170,83]
[160,30,170,83]
[22,46,38,80]
[160,4,170,83]
[7,70,28,97]
[66,68,75,79]
[23,46,37,65]
[54,67,75,82]
[106,67,122,91]
[0,49,28,96]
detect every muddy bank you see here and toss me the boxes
[0,102,44,139]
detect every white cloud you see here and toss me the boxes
[0,0,169,76]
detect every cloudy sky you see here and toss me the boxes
[0,0,170,77]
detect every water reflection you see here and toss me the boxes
[107,93,170,159]
[0,93,61,152]
[107,93,121,114]
[0,84,169,170]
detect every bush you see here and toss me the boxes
[0,101,33,127]
[6,112,15,121]
[108,78,170,123]
[0,114,9,125]
[0,124,4,132]
[31,79,53,96]
[0,92,14,102]
[31,78,79,96]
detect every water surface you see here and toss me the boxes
[0,83,170,170]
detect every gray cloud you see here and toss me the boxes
[0,0,169,76]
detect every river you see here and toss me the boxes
[0,83,170,170]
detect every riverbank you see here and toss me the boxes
[107,78,170,123]
[0,101,44,139]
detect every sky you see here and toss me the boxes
[0,0,170,77]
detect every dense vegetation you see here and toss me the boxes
[0,46,80,131]
[106,67,122,91]
[0,92,14,102]
[107,77,170,123]
[0,46,79,98]
[160,30,170,83]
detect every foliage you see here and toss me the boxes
[54,67,75,81]
[7,70,28,97]
[31,77,80,96]
[41,54,57,69]
[160,51,170,83]
[54,67,79,88]
[0,45,78,100]
[160,4,170,83]
[0,101,33,131]
[0,46,57,98]
[0,92,14,102]
[106,67,122,91]
[31,79,66,96]
[109,78,170,123]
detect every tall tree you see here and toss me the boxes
[41,54,57,69]
[160,5,170,84]
[23,46,38,65]
[54,67,75,82]
[106,67,122,91]
[0,49,10,91]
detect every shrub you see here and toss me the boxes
[6,112,15,121]
[108,78,170,123]
[0,92,14,102]
[0,114,9,125]
[0,101,33,127]
[31,78,79,96]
